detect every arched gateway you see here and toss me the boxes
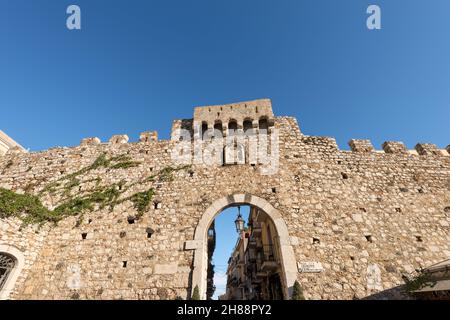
[189,194,298,300]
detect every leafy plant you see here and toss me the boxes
[128,188,155,218]
[191,285,200,300]
[291,281,305,300]
[0,188,54,224]
[404,271,437,293]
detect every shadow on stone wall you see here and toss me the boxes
[361,285,413,300]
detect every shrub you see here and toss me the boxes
[292,281,305,300]
[191,285,200,300]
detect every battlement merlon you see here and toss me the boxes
[193,98,275,130]
[79,132,158,147]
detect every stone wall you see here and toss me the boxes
[0,103,449,300]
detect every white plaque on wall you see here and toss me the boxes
[298,261,323,273]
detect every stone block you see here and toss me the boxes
[348,139,374,153]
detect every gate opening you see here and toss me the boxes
[207,205,285,300]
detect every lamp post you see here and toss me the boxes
[234,206,245,234]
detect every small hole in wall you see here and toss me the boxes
[81,233,87,240]
[150,167,153,171]
[445,206,450,213]
[416,236,423,242]
[365,235,373,243]
[123,261,127,268]
[146,227,155,239]
[341,173,349,179]
[88,219,92,224]
[127,217,135,224]
[350,256,355,261]
[313,238,320,245]
[418,188,424,193]
[189,171,194,178]
[153,201,160,209]
[395,208,402,213]
[337,161,342,165]
[359,208,366,212]
[120,231,126,238]
[272,188,277,193]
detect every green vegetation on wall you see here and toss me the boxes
[0,153,191,226]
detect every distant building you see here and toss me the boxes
[225,206,284,300]
[0,130,25,155]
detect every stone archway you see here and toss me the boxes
[187,193,297,300]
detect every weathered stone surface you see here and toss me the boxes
[184,240,202,250]
[6,146,26,155]
[139,131,158,143]
[0,99,449,300]
[154,263,178,275]
[109,135,129,145]
[80,137,101,146]
[415,143,441,156]
[382,141,407,154]
[348,139,374,153]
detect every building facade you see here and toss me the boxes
[0,99,449,300]
[0,130,25,156]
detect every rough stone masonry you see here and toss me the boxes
[0,98,449,300]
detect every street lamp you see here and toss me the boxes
[234,206,245,234]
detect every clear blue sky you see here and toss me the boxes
[1,1,449,151]
[1,0,449,299]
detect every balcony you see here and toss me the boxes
[261,245,279,272]
[251,222,262,236]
